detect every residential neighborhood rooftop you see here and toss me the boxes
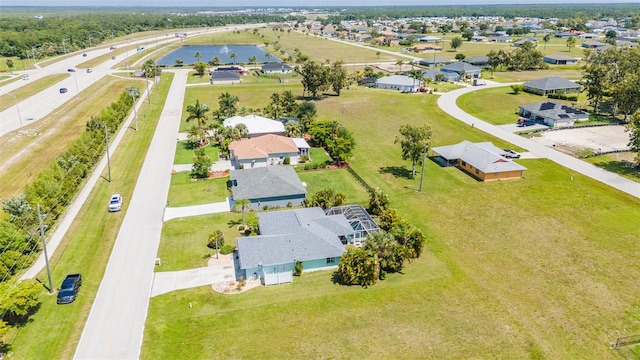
[229,166,306,201]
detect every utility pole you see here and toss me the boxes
[128,87,139,130]
[146,78,151,104]
[7,93,23,128]
[418,145,427,192]
[37,204,53,293]
[104,125,112,182]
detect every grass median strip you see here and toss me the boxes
[0,74,70,112]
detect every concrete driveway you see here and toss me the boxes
[163,199,232,222]
[151,264,236,297]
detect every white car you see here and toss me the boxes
[108,194,123,212]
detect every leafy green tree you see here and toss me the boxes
[626,110,640,167]
[230,52,237,64]
[191,148,212,179]
[298,60,328,98]
[455,53,466,61]
[293,260,303,276]
[187,124,206,147]
[233,199,251,225]
[193,61,207,77]
[280,90,298,116]
[543,34,550,50]
[264,92,283,118]
[296,101,317,132]
[367,187,390,216]
[390,221,426,259]
[336,246,378,287]
[209,56,220,66]
[285,121,303,137]
[2,194,32,222]
[142,59,160,77]
[394,124,433,178]
[363,231,407,274]
[566,36,576,52]
[326,127,355,167]
[307,188,346,210]
[194,51,201,62]
[450,36,463,51]
[175,58,184,67]
[329,60,348,96]
[511,84,524,94]
[378,208,400,232]
[605,30,617,39]
[185,99,210,129]
[6,59,14,74]
[248,55,257,66]
[207,229,225,254]
[462,30,474,41]
[0,280,41,321]
[218,92,239,118]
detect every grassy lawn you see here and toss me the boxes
[0,76,144,199]
[489,68,584,83]
[167,172,230,207]
[144,84,640,359]
[306,147,332,165]
[298,168,369,206]
[0,74,70,111]
[156,212,243,272]
[456,86,549,125]
[584,152,640,183]
[6,72,174,359]
[173,141,220,164]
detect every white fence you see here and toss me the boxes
[264,271,293,286]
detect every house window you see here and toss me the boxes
[279,154,284,159]
[461,161,467,166]
[326,257,335,264]
[475,169,480,175]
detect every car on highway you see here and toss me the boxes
[82,53,88,57]
[502,149,521,159]
[22,74,29,80]
[109,46,117,50]
[108,194,123,212]
[67,68,76,72]
[57,273,82,304]
[87,68,93,73]
[59,87,68,93]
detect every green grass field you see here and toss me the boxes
[6,72,174,359]
[173,141,220,164]
[584,152,640,182]
[167,172,230,207]
[0,73,69,111]
[143,83,640,359]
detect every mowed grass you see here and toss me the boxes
[173,141,219,164]
[7,72,174,359]
[167,172,230,207]
[489,68,584,83]
[297,168,369,206]
[0,73,69,111]
[144,84,640,359]
[0,76,145,199]
[584,152,640,182]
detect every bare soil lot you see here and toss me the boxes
[530,125,630,155]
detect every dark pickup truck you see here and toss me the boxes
[57,274,82,304]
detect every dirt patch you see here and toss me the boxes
[208,253,261,294]
[529,125,629,156]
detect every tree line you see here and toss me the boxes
[0,89,136,341]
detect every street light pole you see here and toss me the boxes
[104,125,112,182]
[418,144,427,192]
[128,87,139,131]
[7,93,23,128]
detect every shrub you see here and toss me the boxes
[207,230,225,249]
[286,201,292,207]
[283,156,290,165]
[293,260,303,276]
[263,205,269,211]
[299,154,309,163]
[220,244,234,255]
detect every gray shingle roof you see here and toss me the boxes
[432,141,527,173]
[465,56,489,65]
[261,63,292,72]
[544,54,577,61]
[237,207,349,269]
[376,75,417,87]
[229,166,306,200]
[523,76,580,91]
[210,71,240,81]
[441,62,482,74]
[519,101,589,121]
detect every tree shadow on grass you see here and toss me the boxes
[179,140,196,151]
[379,166,413,180]
[593,160,640,180]
[227,219,241,228]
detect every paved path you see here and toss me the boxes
[150,265,235,297]
[172,159,232,173]
[437,84,640,199]
[74,70,189,360]
[164,199,232,222]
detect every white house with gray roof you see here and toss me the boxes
[432,141,527,181]
[522,76,581,96]
[376,75,421,92]
[440,62,482,79]
[229,166,306,210]
[236,207,352,285]
[518,101,589,127]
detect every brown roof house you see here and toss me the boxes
[228,134,310,170]
[432,141,527,181]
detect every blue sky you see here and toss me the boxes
[4,0,640,6]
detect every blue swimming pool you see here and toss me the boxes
[157,45,279,66]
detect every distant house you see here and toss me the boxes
[491,35,512,43]
[410,44,442,53]
[440,62,482,79]
[417,57,451,67]
[210,71,241,84]
[522,76,581,96]
[431,141,527,181]
[518,101,589,127]
[229,166,307,210]
[578,33,600,39]
[543,54,579,65]
[513,39,536,48]
[236,207,351,285]
[465,56,490,67]
[555,32,576,38]
[212,65,246,75]
[376,75,421,92]
[421,69,458,82]
[261,63,292,74]
[581,40,607,49]
[418,36,443,43]
[223,114,285,138]
[228,134,309,169]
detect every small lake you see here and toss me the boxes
[157,45,280,66]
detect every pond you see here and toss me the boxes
[157,45,280,66]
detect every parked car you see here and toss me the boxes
[59,87,68,93]
[82,53,88,57]
[67,68,75,72]
[109,46,117,50]
[517,117,536,127]
[108,194,123,212]
[86,68,93,73]
[22,74,29,80]
[57,274,82,304]
[503,149,521,159]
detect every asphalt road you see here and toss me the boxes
[437,84,640,199]
[74,69,189,359]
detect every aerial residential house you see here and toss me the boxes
[432,141,527,181]
[581,40,607,49]
[578,33,600,39]
[555,31,576,38]
[210,71,241,85]
[417,57,451,67]
[543,54,579,65]
[421,69,458,82]
[465,56,490,67]
[325,205,380,247]
[236,207,352,285]
[229,166,307,210]
[491,35,512,43]
[261,63,292,74]
[223,114,285,138]
[410,43,443,53]
[228,134,309,169]
[518,101,589,127]
[418,35,443,43]
[513,38,537,48]
[440,62,482,79]
[376,75,422,92]
[522,76,581,96]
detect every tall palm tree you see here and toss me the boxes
[185,99,210,130]
[194,51,201,62]
[233,199,251,224]
[209,56,220,66]
[186,124,206,146]
[265,52,272,62]
[543,34,550,50]
[230,52,237,64]
[248,55,258,67]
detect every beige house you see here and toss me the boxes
[228,134,310,170]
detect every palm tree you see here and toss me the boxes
[209,56,220,66]
[218,92,239,118]
[186,124,206,147]
[265,52,272,62]
[230,52,237,64]
[233,199,251,224]
[185,99,210,130]
[248,55,258,67]
[376,51,380,60]
[194,51,201,62]
[566,36,576,53]
[543,34,550,50]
